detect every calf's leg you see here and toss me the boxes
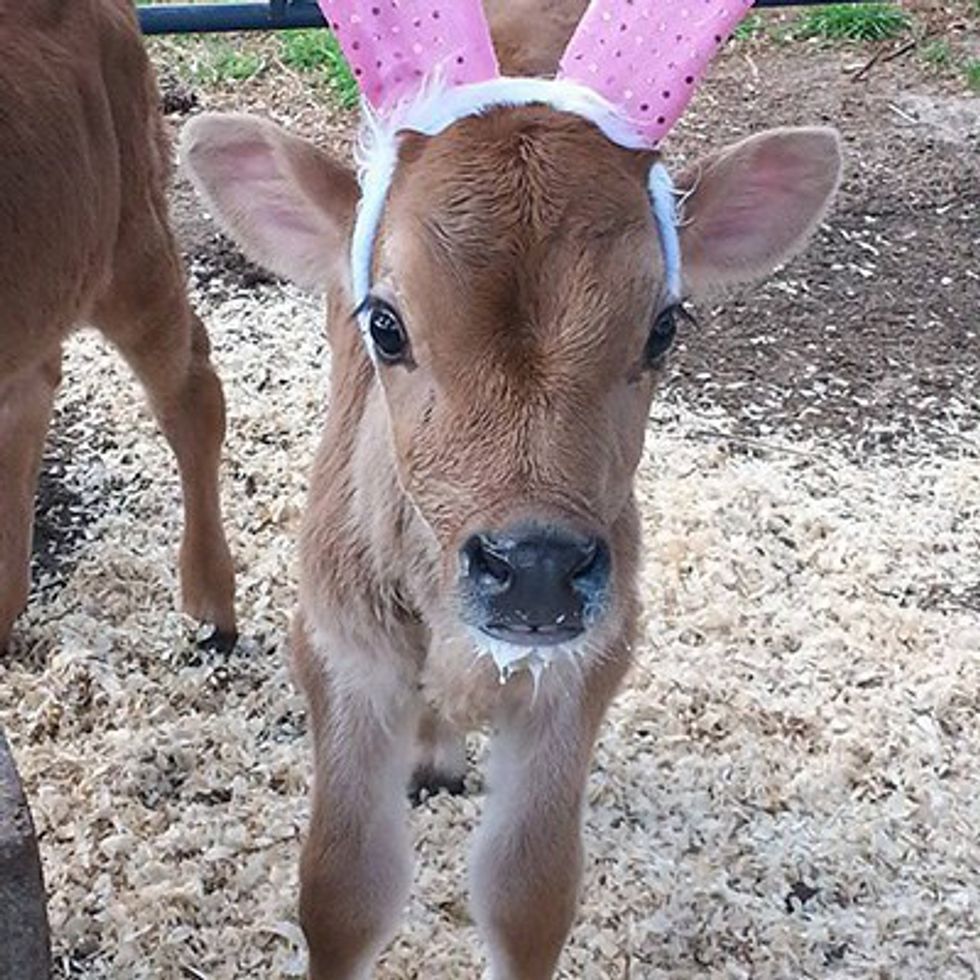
[92,213,235,637]
[293,619,417,979]
[0,354,61,651]
[470,658,627,980]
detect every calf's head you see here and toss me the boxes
[183,108,839,662]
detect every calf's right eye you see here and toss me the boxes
[368,301,410,365]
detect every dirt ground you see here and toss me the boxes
[2,4,978,979]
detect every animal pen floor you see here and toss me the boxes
[2,8,979,979]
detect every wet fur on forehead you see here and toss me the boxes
[380,107,665,364]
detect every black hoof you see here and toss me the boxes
[197,627,238,655]
[408,767,467,806]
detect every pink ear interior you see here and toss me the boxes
[195,137,326,252]
[209,139,278,180]
[678,128,843,290]
[316,0,500,111]
[701,152,806,251]
[558,0,755,144]
[181,116,357,290]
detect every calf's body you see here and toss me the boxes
[0,0,234,648]
[289,129,645,973]
[183,11,841,974]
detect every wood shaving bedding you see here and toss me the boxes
[1,281,977,979]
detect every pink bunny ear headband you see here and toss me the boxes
[316,0,755,351]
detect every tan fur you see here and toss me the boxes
[0,0,235,649]
[182,8,841,973]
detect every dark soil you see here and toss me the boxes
[662,40,979,456]
[30,405,112,599]
[186,225,280,299]
[31,453,89,585]
[159,71,198,116]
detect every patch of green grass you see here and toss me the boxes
[147,34,267,86]
[280,30,336,71]
[918,39,980,91]
[921,40,953,67]
[966,59,980,91]
[733,13,766,40]
[797,4,911,42]
[279,30,359,109]
[202,44,263,82]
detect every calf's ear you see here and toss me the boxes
[180,112,359,292]
[675,127,843,296]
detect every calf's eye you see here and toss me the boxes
[645,305,679,365]
[368,301,409,364]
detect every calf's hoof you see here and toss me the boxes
[409,766,467,806]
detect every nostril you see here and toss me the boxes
[569,537,599,579]
[571,537,610,590]
[462,535,513,594]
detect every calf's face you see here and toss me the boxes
[183,109,841,655]
[373,110,664,650]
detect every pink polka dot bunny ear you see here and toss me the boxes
[558,0,756,144]
[316,0,500,113]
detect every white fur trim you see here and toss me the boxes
[648,162,682,301]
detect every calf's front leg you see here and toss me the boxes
[470,655,628,980]
[293,619,417,980]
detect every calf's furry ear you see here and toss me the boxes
[180,112,359,292]
[675,127,843,297]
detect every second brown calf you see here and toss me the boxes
[0,0,235,650]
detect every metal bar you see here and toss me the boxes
[138,2,326,35]
[137,0,868,36]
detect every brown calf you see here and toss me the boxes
[0,0,235,650]
[182,12,842,980]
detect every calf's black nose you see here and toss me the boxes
[461,526,610,647]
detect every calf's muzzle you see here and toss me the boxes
[460,523,611,647]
